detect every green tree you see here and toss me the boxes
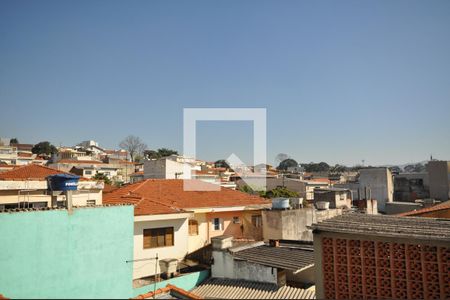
[301,162,330,172]
[92,172,112,185]
[259,187,299,199]
[9,138,19,144]
[144,148,179,159]
[277,158,298,171]
[32,141,58,155]
[215,159,230,169]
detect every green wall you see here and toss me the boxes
[0,206,134,299]
[132,270,210,298]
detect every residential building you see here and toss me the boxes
[427,160,450,201]
[313,187,352,209]
[211,236,315,287]
[312,214,450,300]
[394,172,429,202]
[0,205,134,298]
[359,168,394,212]
[194,236,316,299]
[103,179,270,279]
[49,159,123,181]
[144,158,192,179]
[0,145,18,165]
[0,164,104,209]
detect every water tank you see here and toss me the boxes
[47,174,80,191]
[272,197,291,210]
[316,201,330,210]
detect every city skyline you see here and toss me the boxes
[1,0,449,166]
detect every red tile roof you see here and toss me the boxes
[133,284,202,299]
[103,179,269,216]
[398,200,450,217]
[0,164,89,181]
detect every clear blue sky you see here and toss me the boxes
[1,0,449,166]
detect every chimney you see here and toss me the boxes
[269,239,280,247]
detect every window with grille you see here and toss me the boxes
[212,218,223,231]
[189,219,199,236]
[143,227,174,249]
[86,200,96,206]
[251,215,262,227]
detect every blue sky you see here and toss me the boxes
[1,0,449,166]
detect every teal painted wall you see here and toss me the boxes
[132,270,210,298]
[0,206,134,299]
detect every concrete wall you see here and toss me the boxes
[385,202,423,215]
[359,168,394,212]
[427,161,450,201]
[133,215,189,279]
[262,208,342,242]
[211,250,277,284]
[144,159,191,179]
[0,205,134,299]
[0,189,103,208]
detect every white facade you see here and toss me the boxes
[132,213,191,279]
[359,168,394,213]
[0,180,104,209]
[144,158,192,179]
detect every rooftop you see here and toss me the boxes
[312,213,450,241]
[231,242,314,272]
[0,164,83,181]
[398,200,450,217]
[103,179,269,216]
[192,278,315,299]
[133,284,202,300]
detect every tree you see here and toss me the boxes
[215,159,230,169]
[259,187,299,199]
[301,162,330,172]
[277,158,298,171]
[32,141,58,155]
[119,135,147,162]
[144,148,178,159]
[92,172,112,185]
[9,138,19,145]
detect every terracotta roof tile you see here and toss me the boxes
[0,164,89,181]
[133,284,202,299]
[103,179,269,216]
[398,200,450,217]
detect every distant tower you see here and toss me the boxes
[430,154,433,161]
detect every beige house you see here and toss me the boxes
[103,179,270,280]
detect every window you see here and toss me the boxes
[143,227,174,249]
[232,216,240,224]
[85,170,92,175]
[251,215,262,228]
[212,218,223,231]
[87,199,96,206]
[189,219,199,236]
